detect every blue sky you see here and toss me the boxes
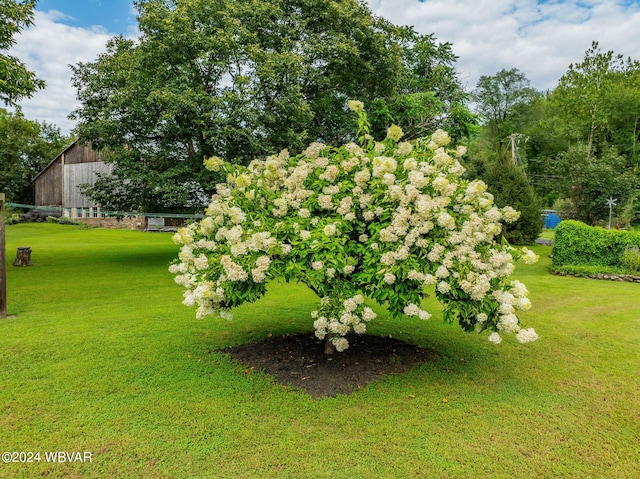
[35,0,137,33]
[9,0,640,133]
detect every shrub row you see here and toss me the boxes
[552,220,640,270]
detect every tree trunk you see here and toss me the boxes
[13,247,31,267]
[324,334,336,355]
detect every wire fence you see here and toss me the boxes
[6,202,204,220]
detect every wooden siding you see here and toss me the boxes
[35,141,113,209]
[63,162,113,208]
[35,158,63,207]
[64,143,104,165]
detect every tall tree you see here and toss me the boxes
[0,0,45,105]
[70,0,474,213]
[552,143,637,226]
[600,63,640,166]
[0,108,69,203]
[551,41,640,158]
[471,68,539,161]
[368,28,476,141]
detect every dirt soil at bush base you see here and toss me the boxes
[224,333,437,398]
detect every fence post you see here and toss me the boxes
[0,193,6,318]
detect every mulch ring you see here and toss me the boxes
[223,332,437,398]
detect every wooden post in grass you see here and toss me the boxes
[0,193,6,318]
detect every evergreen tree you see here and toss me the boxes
[481,160,543,245]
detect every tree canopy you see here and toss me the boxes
[550,41,640,161]
[368,30,477,141]
[71,0,475,213]
[0,0,45,105]
[471,68,539,160]
[0,108,69,203]
[551,144,637,225]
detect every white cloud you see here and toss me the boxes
[9,11,116,133]
[366,0,640,91]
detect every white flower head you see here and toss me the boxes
[498,313,519,333]
[204,156,224,172]
[502,206,520,223]
[404,303,420,316]
[362,307,376,321]
[251,268,266,283]
[332,336,349,352]
[323,224,337,237]
[515,297,532,311]
[431,129,451,147]
[383,272,396,284]
[395,141,413,156]
[516,328,539,343]
[521,247,539,265]
[348,100,364,112]
[354,323,366,334]
[435,265,450,278]
[386,124,404,142]
[402,157,418,172]
[382,173,396,185]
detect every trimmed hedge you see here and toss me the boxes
[552,220,640,269]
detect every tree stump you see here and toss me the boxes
[13,247,32,267]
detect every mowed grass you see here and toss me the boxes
[1,223,639,478]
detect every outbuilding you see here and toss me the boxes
[34,140,113,220]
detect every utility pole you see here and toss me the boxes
[606,197,617,230]
[507,133,527,165]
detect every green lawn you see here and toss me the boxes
[1,223,639,478]
[539,227,556,241]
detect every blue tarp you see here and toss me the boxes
[543,212,561,229]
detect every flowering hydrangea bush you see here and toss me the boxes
[170,101,538,352]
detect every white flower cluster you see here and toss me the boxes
[403,303,432,320]
[170,107,538,350]
[312,294,376,351]
[171,199,287,320]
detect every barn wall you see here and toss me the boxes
[63,162,114,208]
[35,158,63,207]
[64,143,103,164]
